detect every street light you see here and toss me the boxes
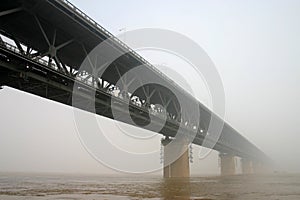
[119,27,127,43]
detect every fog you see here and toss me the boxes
[0,0,300,175]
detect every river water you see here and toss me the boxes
[0,173,299,200]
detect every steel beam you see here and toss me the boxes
[0,7,22,17]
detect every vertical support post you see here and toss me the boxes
[252,161,261,174]
[161,137,190,178]
[252,161,269,174]
[13,37,25,55]
[241,158,253,174]
[219,153,236,176]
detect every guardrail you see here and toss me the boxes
[0,40,186,124]
[58,0,177,86]
[0,41,59,71]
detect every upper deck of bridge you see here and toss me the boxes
[0,0,269,162]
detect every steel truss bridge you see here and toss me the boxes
[0,0,269,163]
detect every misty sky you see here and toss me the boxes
[0,0,300,175]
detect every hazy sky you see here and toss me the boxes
[0,0,300,175]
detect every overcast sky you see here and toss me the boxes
[0,0,300,175]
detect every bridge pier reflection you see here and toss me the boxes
[161,137,190,178]
[219,153,236,176]
[160,178,191,199]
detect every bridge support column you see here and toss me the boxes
[219,153,236,176]
[253,161,269,174]
[161,137,190,178]
[253,162,262,174]
[241,158,253,174]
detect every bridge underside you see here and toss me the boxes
[0,50,262,160]
[0,0,269,175]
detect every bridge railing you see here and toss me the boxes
[0,40,184,124]
[58,0,177,88]
[0,41,59,71]
[1,41,21,55]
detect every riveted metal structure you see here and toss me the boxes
[0,0,270,164]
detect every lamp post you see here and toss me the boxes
[118,27,127,43]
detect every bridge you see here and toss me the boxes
[0,0,270,177]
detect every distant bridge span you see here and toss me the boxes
[0,0,270,176]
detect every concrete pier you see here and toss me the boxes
[241,158,253,174]
[253,162,262,174]
[252,161,269,174]
[219,153,236,176]
[162,137,190,178]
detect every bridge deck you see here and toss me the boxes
[0,0,269,162]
